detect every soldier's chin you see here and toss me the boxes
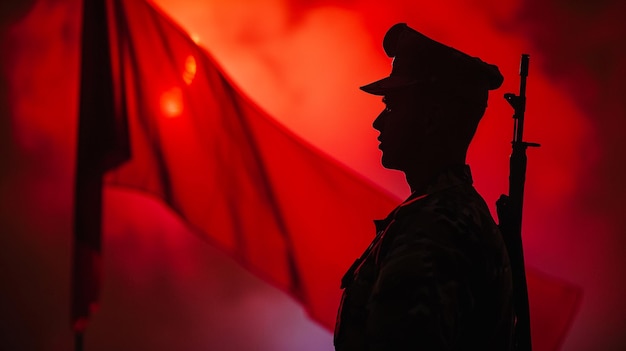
[380,155,402,171]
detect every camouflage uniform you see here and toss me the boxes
[334,165,514,350]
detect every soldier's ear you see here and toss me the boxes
[424,104,444,136]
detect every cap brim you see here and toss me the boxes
[359,76,417,95]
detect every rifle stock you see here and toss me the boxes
[496,54,540,351]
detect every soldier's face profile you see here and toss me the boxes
[372,87,433,171]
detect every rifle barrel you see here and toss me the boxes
[499,53,537,351]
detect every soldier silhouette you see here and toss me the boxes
[334,23,514,350]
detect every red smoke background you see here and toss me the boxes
[1,0,624,350]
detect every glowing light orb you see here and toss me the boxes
[160,87,183,117]
[190,33,201,44]
[183,55,196,85]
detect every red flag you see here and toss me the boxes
[102,0,398,326]
[527,270,582,351]
[74,0,581,348]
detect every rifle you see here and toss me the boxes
[496,54,540,351]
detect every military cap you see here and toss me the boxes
[361,23,503,96]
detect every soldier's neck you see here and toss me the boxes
[404,158,465,195]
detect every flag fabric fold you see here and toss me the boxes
[98,0,400,327]
[73,0,581,349]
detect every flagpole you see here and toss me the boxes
[75,332,84,351]
[73,0,118,349]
